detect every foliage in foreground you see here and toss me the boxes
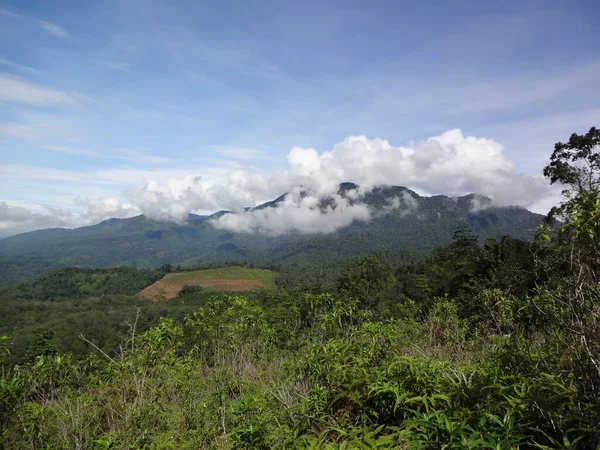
[1,289,598,449]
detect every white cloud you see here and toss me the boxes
[40,146,173,164]
[0,164,118,185]
[0,74,76,106]
[0,57,37,74]
[115,148,172,164]
[0,198,139,238]
[469,194,493,212]
[381,191,419,216]
[76,197,139,224]
[0,202,72,237]
[42,145,100,157]
[123,175,252,221]
[123,129,551,232]
[268,129,550,208]
[1,129,556,236]
[104,62,131,72]
[216,146,268,160]
[0,8,68,39]
[0,8,22,19]
[38,21,69,38]
[212,191,372,235]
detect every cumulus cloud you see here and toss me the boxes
[125,129,548,213]
[272,129,550,206]
[123,175,257,221]
[2,129,555,236]
[76,197,139,224]
[97,129,552,234]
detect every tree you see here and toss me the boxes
[339,254,396,309]
[543,126,600,278]
[544,126,600,197]
[537,126,600,414]
[25,327,57,361]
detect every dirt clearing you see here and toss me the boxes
[139,266,277,302]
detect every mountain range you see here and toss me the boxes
[0,184,545,284]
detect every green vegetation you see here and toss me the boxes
[0,188,545,284]
[139,267,278,301]
[1,128,599,448]
[1,267,166,301]
[172,266,276,287]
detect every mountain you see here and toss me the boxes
[0,185,545,284]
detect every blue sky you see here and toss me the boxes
[1,0,599,236]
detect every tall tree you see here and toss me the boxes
[538,126,600,406]
[543,126,600,278]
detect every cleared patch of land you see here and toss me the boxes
[139,266,277,302]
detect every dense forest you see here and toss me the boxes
[1,127,600,448]
[0,186,544,285]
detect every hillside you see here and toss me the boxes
[139,267,278,301]
[0,184,545,284]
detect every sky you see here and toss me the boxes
[1,0,599,237]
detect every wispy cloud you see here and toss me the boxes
[104,62,131,72]
[41,145,173,165]
[0,164,112,184]
[0,7,69,38]
[0,57,37,74]
[0,74,76,106]
[0,122,77,140]
[0,7,22,19]
[215,146,269,160]
[115,148,172,164]
[42,145,100,157]
[38,20,69,38]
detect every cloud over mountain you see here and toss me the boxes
[122,129,552,234]
[1,129,556,236]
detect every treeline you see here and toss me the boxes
[0,267,166,300]
[0,233,535,369]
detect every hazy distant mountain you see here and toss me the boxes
[0,184,545,284]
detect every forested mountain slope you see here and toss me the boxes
[0,185,544,283]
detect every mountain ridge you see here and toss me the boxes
[0,184,545,284]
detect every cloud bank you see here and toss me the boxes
[124,129,550,233]
[0,202,73,237]
[2,129,555,237]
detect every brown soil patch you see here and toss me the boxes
[139,277,265,302]
[139,280,181,302]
